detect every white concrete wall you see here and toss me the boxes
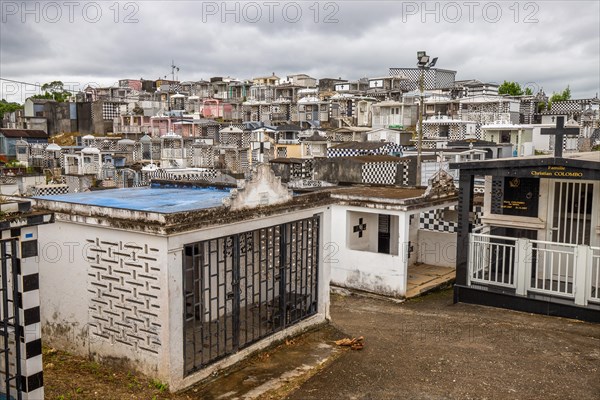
[0,183,19,196]
[330,205,410,298]
[39,205,332,390]
[24,99,34,117]
[346,211,379,252]
[417,230,457,268]
[38,221,169,378]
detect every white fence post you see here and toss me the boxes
[591,247,600,303]
[467,233,474,286]
[515,238,529,296]
[574,245,590,306]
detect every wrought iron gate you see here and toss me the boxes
[0,239,23,400]
[183,215,320,374]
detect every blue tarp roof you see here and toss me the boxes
[35,186,231,214]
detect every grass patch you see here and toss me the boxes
[150,378,169,392]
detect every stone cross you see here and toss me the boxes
[353,218,367,238]
[540,116,579,157]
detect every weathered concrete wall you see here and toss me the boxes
[19,174,46,194]
[91,102,113,134]
[0,182,19,196]
[63,174,94,193]
[417,230,457,268]
[44,102,76,135]
[346,210,379,252]
[227,164,292,210]
[313,158,363,184]
[38,203,332,390]
[38,222,169,379]
[329,204,411,298]
[270,162,295,182]
[314,158,405,186]
[77,102,93,134]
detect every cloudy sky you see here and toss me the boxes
[1,0,599,103]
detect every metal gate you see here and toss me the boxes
[183,215,320,374]
[550,181,594,245]
[0,239,23,400]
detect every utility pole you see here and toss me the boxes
[415,51,437,187]
[171,60,177,82]
[416,67,425,187]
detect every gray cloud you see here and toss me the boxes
[1,0,598,102]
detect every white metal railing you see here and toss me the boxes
[162,148,184,159]
[121,125,144,134]
[469,233,517,288]
[591,247,600,303]
[469,233,596,306]
[529,240,578,298]
[373,115,403,127]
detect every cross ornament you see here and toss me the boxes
[540,116,579,158]
[353,218,367,238]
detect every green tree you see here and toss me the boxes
[547,85,571,111]
[0,99,23,120]
[524,87,533,96]
[549,86,571,103]
[32,80,72,102]
[498,81,524,96]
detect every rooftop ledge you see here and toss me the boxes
[30,168,459,235]
[31,188,333,235]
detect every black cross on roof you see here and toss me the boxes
[540,116,579,158]
[353,218,367,238]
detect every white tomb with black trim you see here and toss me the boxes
[32,164,332,390]
[327,170,458,298]
[452,142,600,321]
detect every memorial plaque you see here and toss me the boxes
[501,177,539,217]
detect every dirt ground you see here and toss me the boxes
[289,289,600,400]
[43,324,344,400]
[44,289,600,400]
[43,347,182,400]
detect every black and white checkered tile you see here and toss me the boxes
[362,162,397,185]
[102,102,122,120]
[327,143,402,158]
[148,169,219,182]
[473,205,484,228]
[419,208,457,233]
[327,148,360,157]
[32,185,69,197]
[399,160,410,186]
[548,100,589,114]
[389,68,456,90]
[277,147,288,158]
[420,204,484,233]
[0,213,53,399]
[301,159,314,179]
[290,164,303,179]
